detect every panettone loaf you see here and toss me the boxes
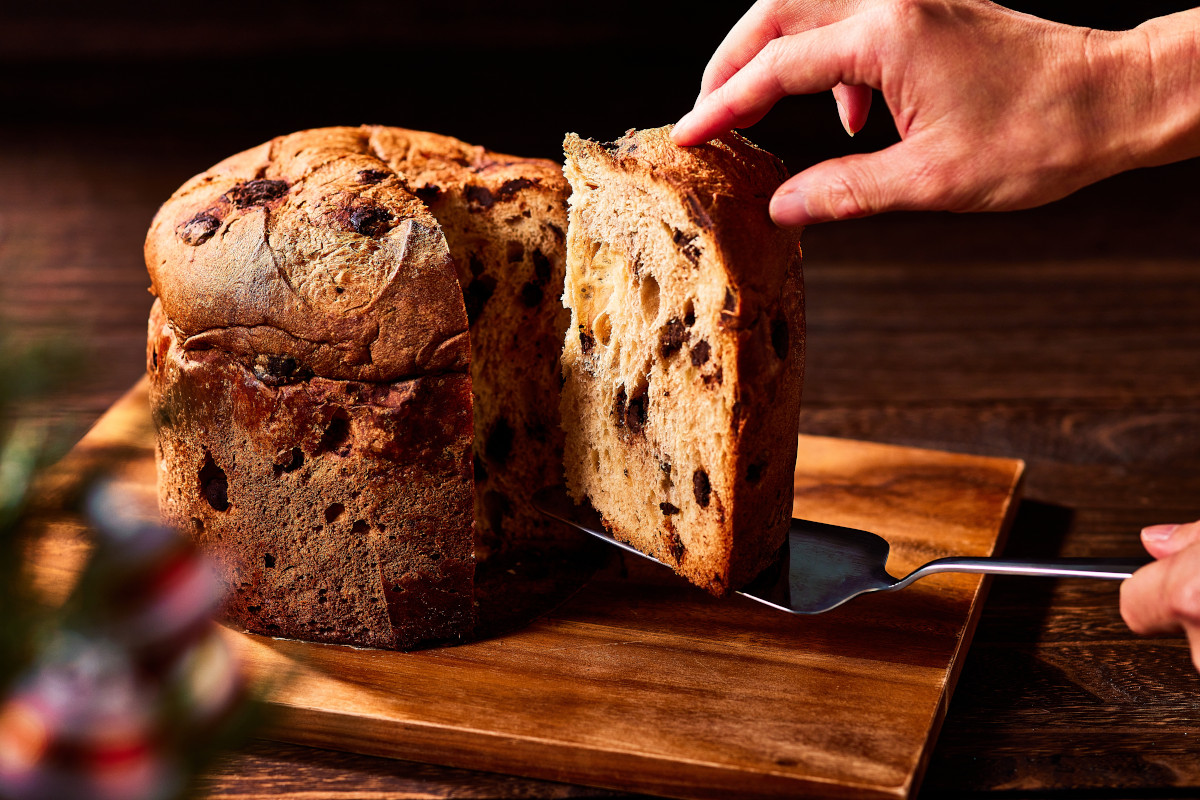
[146,126,572,650]
[559,126,804,595]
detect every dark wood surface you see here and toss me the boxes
[4,2,1200,789]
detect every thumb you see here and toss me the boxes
[1141,520,1200,560]
[769,143,947,226]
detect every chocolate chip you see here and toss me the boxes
[672,229,701,265]
[520,281,543,307]
[253,354,309,386]
[693,469,711,508]
[747,460,767,484]
[703,366,724,387]
[463,274,497,323]
[613,385,627,427]
[690,340,711,366]
[264,553,275,568]
[464,185,495,209]
[664,525,685,562]
[356,169,389,185]
[723,287,737,312]
[532,249,552,285]
[222,179,289,208]
[660,502,681,516]
[598,139,622,152]
[349,203,393,237]
[771,316,789,359]
[659,460,672,476]
[684,191,714,229]
[497,177,537,199]
[684,307,696,327]
[414,184,442,204]
[485,418,514,467]
[579,328,595,355]
[625,387,648,434]
[199,452,229,512]
[659,318,686,358]
[177,211,222,246]
[507,241,525,263]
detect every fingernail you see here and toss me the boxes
[835,98,854,138]
[1142,523,1180,541]
[671,110,697,144]
[769,190,811,228]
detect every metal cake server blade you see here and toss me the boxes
[531,485,1148,615]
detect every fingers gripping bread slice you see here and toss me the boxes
[560,127,804,595]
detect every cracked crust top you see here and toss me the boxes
[145,127,469,383]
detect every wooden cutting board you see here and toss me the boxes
[29,379,1023,800]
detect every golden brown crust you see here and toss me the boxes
[145,127,469,383]
[148,299,476,649]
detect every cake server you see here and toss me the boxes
[531,485,1148,615]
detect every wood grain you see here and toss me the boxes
[30,380,1023,800]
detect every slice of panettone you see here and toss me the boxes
[559,126,804,595]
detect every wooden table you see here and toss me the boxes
[4,119,1199,799]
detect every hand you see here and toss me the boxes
[1121,521,1200,673]
[672,0,1200,227]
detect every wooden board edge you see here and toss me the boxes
[259,705,912,800]
[905,458,1026,798]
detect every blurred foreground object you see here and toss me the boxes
[0,482,253,800]
[0,330,255,800]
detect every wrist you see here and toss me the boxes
[1105,10,1200,173]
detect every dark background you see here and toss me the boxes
[4,0,1200,269]
[3,1,1198,185]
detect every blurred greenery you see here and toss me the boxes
[0,327,83,690]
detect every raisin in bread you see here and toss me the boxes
[560,126,804,595]
[146,126,572,650]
